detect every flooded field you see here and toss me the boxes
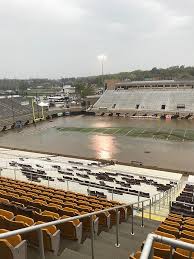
[0,115,194,172]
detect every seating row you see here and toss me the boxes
[129,213,194,259]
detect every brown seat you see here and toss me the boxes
[0,198,9,204]
[61,207,80,217]
[129,250,162,259]
[184,219,194,226]
[76,205,92,213]
[58,215,82,243]
[163,219,181,229]
[169,213,183,219]
[50,198,64,206]
[33,211,55,222]
[64,202,77,209]
[28,221,60,255]
[153,243,172,258]
[15,215,34,226]
[182,224,194,232]
[180,230,194,240]
[0,229,27,259]
[173,250,189,259]
[158,224,179,238]
[47,204,63,212]
[0,209,14,220]
[79,212,99,234]
[95,210,111,230]
[167,216,182,224]
[155,230,176,239]
[42,211,60,219]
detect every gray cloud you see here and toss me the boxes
[0,0,193,78]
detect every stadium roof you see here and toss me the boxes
[116,80,194,86]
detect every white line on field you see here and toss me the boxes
[124,128,134,136]
[167,128,173,140]
[183,128,187,142]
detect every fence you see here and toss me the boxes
[140,233,194,259]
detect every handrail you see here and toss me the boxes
[0,150,180,183]
[0,171,183,258]
[0,198,146,240]
[140,233,194,259]
[0,166,162,198]
[0,179,181,240]
[172,200,194,206]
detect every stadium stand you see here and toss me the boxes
[0,97,32,119]
[3,158,177,205]
[0,175,133,257]
[129,183,194,259]
[92,89,194,115]
[0,151,191,258]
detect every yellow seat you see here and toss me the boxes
[0,198,9,204]
[42,211,60,219]
[15,215,34,226]
[0,209,14,220]
[0,229,27,259]
[129,250,162,259]
[58,215,82,243]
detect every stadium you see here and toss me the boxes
[0,80,194,259]
[91,80,194,119]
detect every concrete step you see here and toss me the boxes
[60,217,160,259]
[60,248,91,259]
[73,237,129,259]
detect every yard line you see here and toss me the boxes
[113,128,122,135]
[102,128,110,134]
[153,127,161,139]
[183,128,187,142]
[124,128,134,136]
[137,128,146,137]
[166,128,173,140]
[87,128,98,134]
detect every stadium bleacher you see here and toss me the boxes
[0,98,32,119]
[0,175,132,258]
[130,183,194,259]
[92,89,194,114]
[0,149,193,259]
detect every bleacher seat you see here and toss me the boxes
[0,229,27,259]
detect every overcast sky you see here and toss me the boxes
[0,0,193,79]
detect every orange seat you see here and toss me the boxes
[0,209,14,220]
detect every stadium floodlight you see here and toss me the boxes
[97,54,107,91]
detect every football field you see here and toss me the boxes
[57,126,194,142]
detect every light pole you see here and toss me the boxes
[10,92,15,124]
[97,54,107,92]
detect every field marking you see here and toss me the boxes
[152,127,161,139]
[86,128,98,134]
[102,128,111,134]
[113,128,122,135]
[137,128,146,137]
[166,128,174,140]
[183,128,187,142]
[124,128,134,136]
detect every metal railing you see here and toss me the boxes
[140,233,194,259]
[0,198,149,259]
[0,166,181,204]
[0,170,184,258]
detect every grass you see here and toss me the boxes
[56,127,194,142]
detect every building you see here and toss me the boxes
[62,85,76,96]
